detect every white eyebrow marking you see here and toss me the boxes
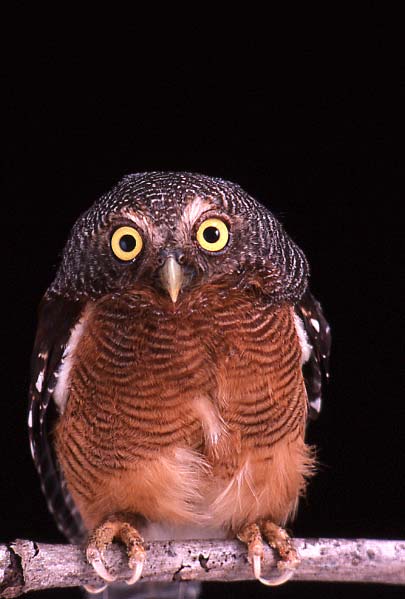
[120,210,166,244]
[181,196,215,228]
[310,318,320,333]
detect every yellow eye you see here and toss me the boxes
[196,218,229,252]
[111,226,143,261]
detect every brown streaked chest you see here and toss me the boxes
[57,286,304,466]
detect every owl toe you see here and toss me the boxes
[238,520,299,586]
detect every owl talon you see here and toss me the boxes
[261,520,300,570]
[120,519,146,585]
[86,549,117,583]
[238,521,299,586]
[252,553,262,579]
[251,548,295,586]
[256,567,295,587]
[86,514,145,587]
[83,582,109,594]
[126,559,144,585]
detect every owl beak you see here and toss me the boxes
[159,256,184,303]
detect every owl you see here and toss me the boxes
[28,172,330,590]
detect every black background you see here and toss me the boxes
[2,8,404,599]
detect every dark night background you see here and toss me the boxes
[2,9,404,599]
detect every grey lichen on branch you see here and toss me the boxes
[1,538,405,597]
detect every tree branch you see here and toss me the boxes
[0,538,404,597]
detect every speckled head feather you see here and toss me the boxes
[50,171,309,303]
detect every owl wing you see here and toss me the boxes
[28,294,87,542]
[296,289,331,420]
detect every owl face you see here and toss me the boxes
[104,205,238,302]
[51,172,308,304]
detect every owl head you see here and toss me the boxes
[49,172,308,305]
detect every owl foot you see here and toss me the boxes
[237,521,299,586]
[86,513,146,587]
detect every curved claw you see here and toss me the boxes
[253,553,295,586]
[86,550,117,583]
[83,582,108,594]
[252,553,262,579]
[126,559,144,585]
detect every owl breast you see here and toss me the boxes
[55,282,313,535]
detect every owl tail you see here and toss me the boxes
[85,581,201,599]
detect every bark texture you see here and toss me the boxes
[0,538,404,597]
